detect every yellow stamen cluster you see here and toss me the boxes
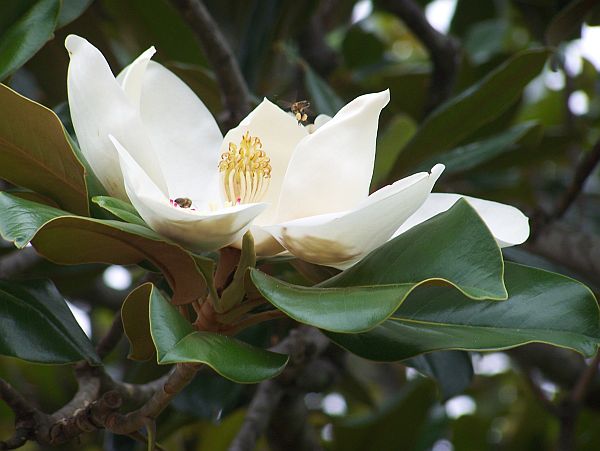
[219,132,271,204]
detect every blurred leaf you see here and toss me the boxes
[0,279,100,365]
[251,200,506,333]
[304,65,345,116]
[149,285,289,383]
[405,351,474,400]
[92,196,147,227]
[0,193,208,305]
[417,121,542,175]
[342,25,386,68]
[372,114,417,187]
[0,0,59,80]
[546,0,599,46]
[332,379,437,451]
[121,283,155,361]
[329,263,600,360]
[57,0,93,27]
[0,84,88,216]
[464,19,510,64]
[393,48,549,175]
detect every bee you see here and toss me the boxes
[174,197,193,208]
[290,100,311,124]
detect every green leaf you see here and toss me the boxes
[148,286,288,383]
[219,232,256,312]
[92,196,147,227]
[0,279,100,365]
[372,114,417,187]
[251,199,506,333]
[416,122,542,175]
[121,283,155,361]
[332,379,436,451]
[405,351,474,400]
[303,65,344,116]
[0,0,60,80]
[392,48,549,175]
[546,0,599,47]
[0,84,89,216]
[0,193,207,305]
[57,0,93,27]
[329,263,600,360]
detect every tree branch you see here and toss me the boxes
[171,0,252,129]
[95,311,124,359]
[377,0,460,115]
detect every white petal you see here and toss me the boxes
[220,99,308,224]
[117,46,156,107]
[394,193,530,247]
[65,35,167,199]
[110,136,266,252]
[118,60,223,202]
[305,114,332,134]
[276,90,390,222]
[265,164,444,268]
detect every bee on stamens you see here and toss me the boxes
[290,100,311,124]
[174,197,193,208]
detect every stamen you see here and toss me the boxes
[219,131,271,204]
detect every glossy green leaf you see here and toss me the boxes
[329,263,600,360]
[121,283,155,361]
[0,84,88,216]
[148,286,288,383]
[416,122,542,175]
[251,200,506,333]
[92,196,147,227]
[392,49,549,175]
[0,279,100,365]
[405,351,474,400]
[57,0,93,27]
[0,0,60,80]
[0,193,207,305]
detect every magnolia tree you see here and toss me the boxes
[1,0,600,450]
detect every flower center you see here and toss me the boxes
[219,131,271,204]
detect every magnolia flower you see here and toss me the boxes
[66,35,529,268]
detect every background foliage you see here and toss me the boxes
[2,0,600,450]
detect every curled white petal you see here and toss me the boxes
[110,136,266,252]
[276,90,390,222]
[65,35,167,199]
[264,164,444,268]
[395,193,530,247]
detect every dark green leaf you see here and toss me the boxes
[372,114,417,187]
[0,84,89,215]
[0,279,100,365]
[57,0,93,27]
[121,283,155,361]
[392,49,549,175]
[405,351,474,400]
[0,0,60,80]
[546,0,599,46]
[304,65,344,116]
[251,200,506,332]
[329,263,600,360]
[0,193,207,305]
[149,286,288,383]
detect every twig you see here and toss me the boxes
[378,0,459,115]
[571,349,600,405]
[95,310,124,359]
[545,138,600,225]
[228,326,331,451]
[105,363,200,434]
[171,0,252,129]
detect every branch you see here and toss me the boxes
[228,326,332,451]
[543,138,600,226]
[171,0,252,129]
[378,0,460,115]
[95,311,124,359]
[105,363,199,434]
